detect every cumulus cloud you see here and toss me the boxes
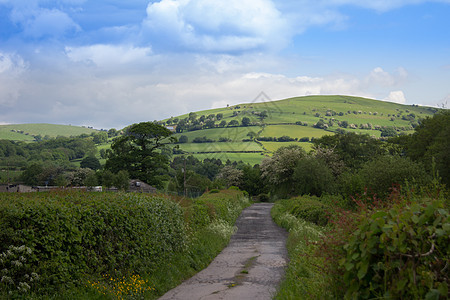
[384,90,407,104]
[141,0,289,53]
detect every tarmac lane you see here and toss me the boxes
[159,203,289,300]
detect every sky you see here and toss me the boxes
[0,0,449,129]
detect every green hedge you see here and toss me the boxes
[0,189,250,298]
[0,191,185,294]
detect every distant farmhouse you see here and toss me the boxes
[165,125,177,132]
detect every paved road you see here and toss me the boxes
[159,203,288,300]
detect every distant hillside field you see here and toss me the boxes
[166,95,438,165]
[0,124,98,141]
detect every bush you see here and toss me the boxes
[0,189,250,298]
[340,197,449,299]
[0,191,186,294]
[285,196,330,226]
[356,156,430,198]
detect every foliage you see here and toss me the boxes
[271,199,331,299]
[105,122,175,189]
[293,157,336,197]
[80,155,101,170]
[216,165,243,188]
[178,135,188,143]
[261,145,306,197]
[339,196,449,299]
[0,245,40,296]
[282,196,331,226]
[0,191,186,295]
[341,156,431,200]
[402,110,450,186]
[314,132,385,169]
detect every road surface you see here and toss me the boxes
[159,203,288,300]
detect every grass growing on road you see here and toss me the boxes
[271,199,332,299]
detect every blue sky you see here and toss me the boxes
[0,0,449,129]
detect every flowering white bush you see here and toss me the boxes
[0,245,39,295]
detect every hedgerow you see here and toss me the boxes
[0,189,250,298]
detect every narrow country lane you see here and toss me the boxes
[159,203,288,300]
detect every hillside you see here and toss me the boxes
[163,95,438,165]
[0,123,99,141]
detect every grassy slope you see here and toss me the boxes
[1,96,437,166]
[166,95,437,165]
[0,123,98,141]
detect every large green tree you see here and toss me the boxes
[105,122,175,188]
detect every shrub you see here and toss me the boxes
[285,196,330,226]
[340,197,449,299]
[0,191,186,294]
[356,156,430,198]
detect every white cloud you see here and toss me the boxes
[365,67,409,88]
[0,52,28,106]
[142,0,289,52]
[65,44,153,67]
[384,90,407,104]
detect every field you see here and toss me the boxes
[261,141,314,153]
[162,95,437,164]
[261,125,332,139]
[0,96,439,165]
[0,123,98,141]
[177,141,263,153]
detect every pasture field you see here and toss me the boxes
[173,126,261,142]
[261,125,332,139]
[177,141,263,153]
[260,141,314,153]
[177,152,267,165]
[0,123,98,141]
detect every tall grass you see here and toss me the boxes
[271,200,332,299]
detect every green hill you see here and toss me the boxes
[0,124,99,141]
[164,95,438,165]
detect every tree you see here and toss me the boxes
[188,112,197,122]
[92,132,108,144]
[114,170,129,191]
[216,113,223,120]
[216,166,243,188]
[228,120,239,127]
[219,120,227,127]
[241,117,251,126]
[205,119,216,129]
[80,155,101,170]
[292,157,336,196]
[84,172,99,187]
[107,128,118,138]
[178,135,188,143]
[98,169,115,188]
[20,163,43,186]
[105,122,175,189]
[260,145,307,197]
[314,132,385,169]
[405,110,450,186]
